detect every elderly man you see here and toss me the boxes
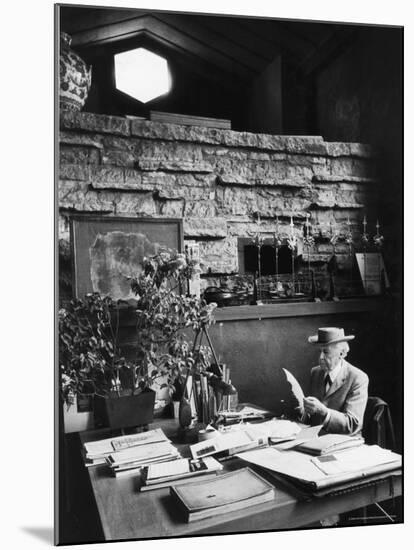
[301,327,369,435]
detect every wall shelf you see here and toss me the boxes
[213,298,384,322]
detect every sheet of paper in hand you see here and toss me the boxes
[282,368,304,409]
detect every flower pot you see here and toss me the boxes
[63,393,95,434]
[93,390,156,430]
[59,32,91,111]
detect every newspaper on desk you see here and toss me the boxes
[236,444,402,490]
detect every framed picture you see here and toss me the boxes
[355,252,390,295]
[70,215,183,300]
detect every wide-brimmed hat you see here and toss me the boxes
[308,327,355,345]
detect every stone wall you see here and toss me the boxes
[59,111,379,297]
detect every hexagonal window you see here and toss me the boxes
[114,48,171,103]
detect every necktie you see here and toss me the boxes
[324,374,332,395]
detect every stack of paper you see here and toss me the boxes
[220,405,270,422]
[251,418,302,442]
[236,444,402,491]
[295,434,364,456]
[189,424,269,460]
[106,439,181,477]
[140,456,223,491]
[82,428,180,475]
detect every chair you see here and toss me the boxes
[344,396,398,525]
[362,396,396,451]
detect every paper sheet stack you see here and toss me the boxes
[83,428,181,477]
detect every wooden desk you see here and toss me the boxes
[80,420,402,542]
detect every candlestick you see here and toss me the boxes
[362,217,369,247]
[373,218,384,249]
[303,213,314,280]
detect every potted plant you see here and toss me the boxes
[59,292,152,431]
[59,249,217,431]
[129,250,217,418]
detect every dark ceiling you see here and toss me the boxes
[59,7,362,132]
[60,7,356,80]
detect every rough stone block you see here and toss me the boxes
[258,177,311,188]
[159,199,185,217]
[131,120,327,154]
[184,200,216,217]
[59,164,90,181]
[326,142,374,158]
[60,111,130,136]
[312,174,378,184]
[90,166,124,185]
[123,169,153,190]
[59,131,104,149]
[198,238,238,274]
[183,217,227,238]
[215,187,257,216]
[101,135,136,152]
[60,146,100,165]
[136,140,204,161]
[203,147,271,161]
[227,220,279,238]
[114,193,157,216]
[215,157,318,185]
[137,158,214,173]
[218,174,311,188]
[145,173,214,200]
[329,158,373,178]
[59,182,116,212]
[216,186,312,218]
[101,150,136,167]
[217,174,254,186]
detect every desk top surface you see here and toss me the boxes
[80,418,402,542]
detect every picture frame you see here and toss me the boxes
[70,215,184,300]
[355,252,390,295]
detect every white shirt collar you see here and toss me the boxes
[327,359,343,383]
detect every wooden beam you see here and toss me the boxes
[70,14,253,79]
[153,13,265,74]
[193,16,279,63]
[60,7,147,34]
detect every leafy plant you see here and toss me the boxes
[59,250,216,405]
[59,293,127,404]
[129,250,216,397]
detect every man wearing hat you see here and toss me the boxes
[301,327,369,435]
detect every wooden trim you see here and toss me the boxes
[112,298,384,328]
[213,298,384,322]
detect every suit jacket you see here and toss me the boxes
[306,360,369,435]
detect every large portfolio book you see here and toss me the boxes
[170,467,275,522]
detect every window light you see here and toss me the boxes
[114,48,171,103]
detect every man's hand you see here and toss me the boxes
[303,396,329,418]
